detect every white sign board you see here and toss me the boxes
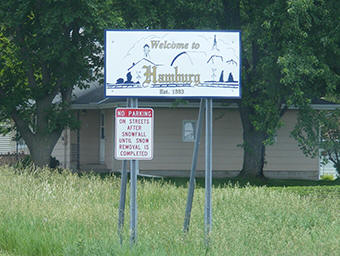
[105,30,241,98]
[115,108,153,160]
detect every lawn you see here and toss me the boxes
[0,166,339,255]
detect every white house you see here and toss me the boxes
[50,85,339,180]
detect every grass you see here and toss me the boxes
[0,166,339,255]
[155,176,340,198]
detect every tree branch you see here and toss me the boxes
[61,85,73,104]
[41,64,51,86]
[279,104,288,117]
[11,110,34,145]
[15,26,37,88]
[0,87,6,99]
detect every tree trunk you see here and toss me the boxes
[239,105,266,178]
[11,97,63,168]
[26,133,62,167]
[333,161,340,176]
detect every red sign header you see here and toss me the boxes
[116,108,153,118]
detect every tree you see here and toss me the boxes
[114,0,214,30]
[279,0,340,177]
[177,0,339,178]
[194,0,297,178]
[233,0,295,177]
[0,0,122,167]
[292,108,340,176]
[236,0,339,178]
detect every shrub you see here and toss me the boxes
[320,174,335,181]
[49,156,60,169]
[13,155,60,170]
[0,153,27,166]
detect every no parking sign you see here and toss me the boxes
[115,108,154,160]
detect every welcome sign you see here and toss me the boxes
[105,30,241,98]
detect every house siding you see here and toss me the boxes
[104,109,115,170]
[75,110,100,166]
[264,111,319,180]
[0,132,16,154]
[139,108,243,172]
[52,107,320,180]
[51,129,71,169]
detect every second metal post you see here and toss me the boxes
[204,98,213,244]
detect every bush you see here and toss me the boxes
[0,153,27,166]
[13,155,60,170]
[49,156,60,169]
[320,174,335,181]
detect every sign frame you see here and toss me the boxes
[105,29,241,99]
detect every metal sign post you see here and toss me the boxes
[183,99,205,232]
[118,159,127,244]
[204,98,213,245]
[117,98,143,245]
[130,158,138,244]
[118,98,131,245]
[130,97,138,245]
[116,99,154,246]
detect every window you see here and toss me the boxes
[100,113,105,139]
[183,120,196,142]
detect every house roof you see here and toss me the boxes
[310,98,339,110]
[71,84,239,109]
[71,84,339,110]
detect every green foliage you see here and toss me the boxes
[278,0,340,104]
[0,29,28,117]
[0,0,121,123]
[237,0,339,175]
[14,155,60,170]
[115,0,220,30]
[14,155,33,170]
[242,0,339,131]
[292,108,340,175]
[0,166,339,255]
[320,174,336,181]
[0,0,123,166]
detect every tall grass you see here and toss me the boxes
[0,166,339,255]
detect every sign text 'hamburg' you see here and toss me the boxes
[115,108,154,160]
